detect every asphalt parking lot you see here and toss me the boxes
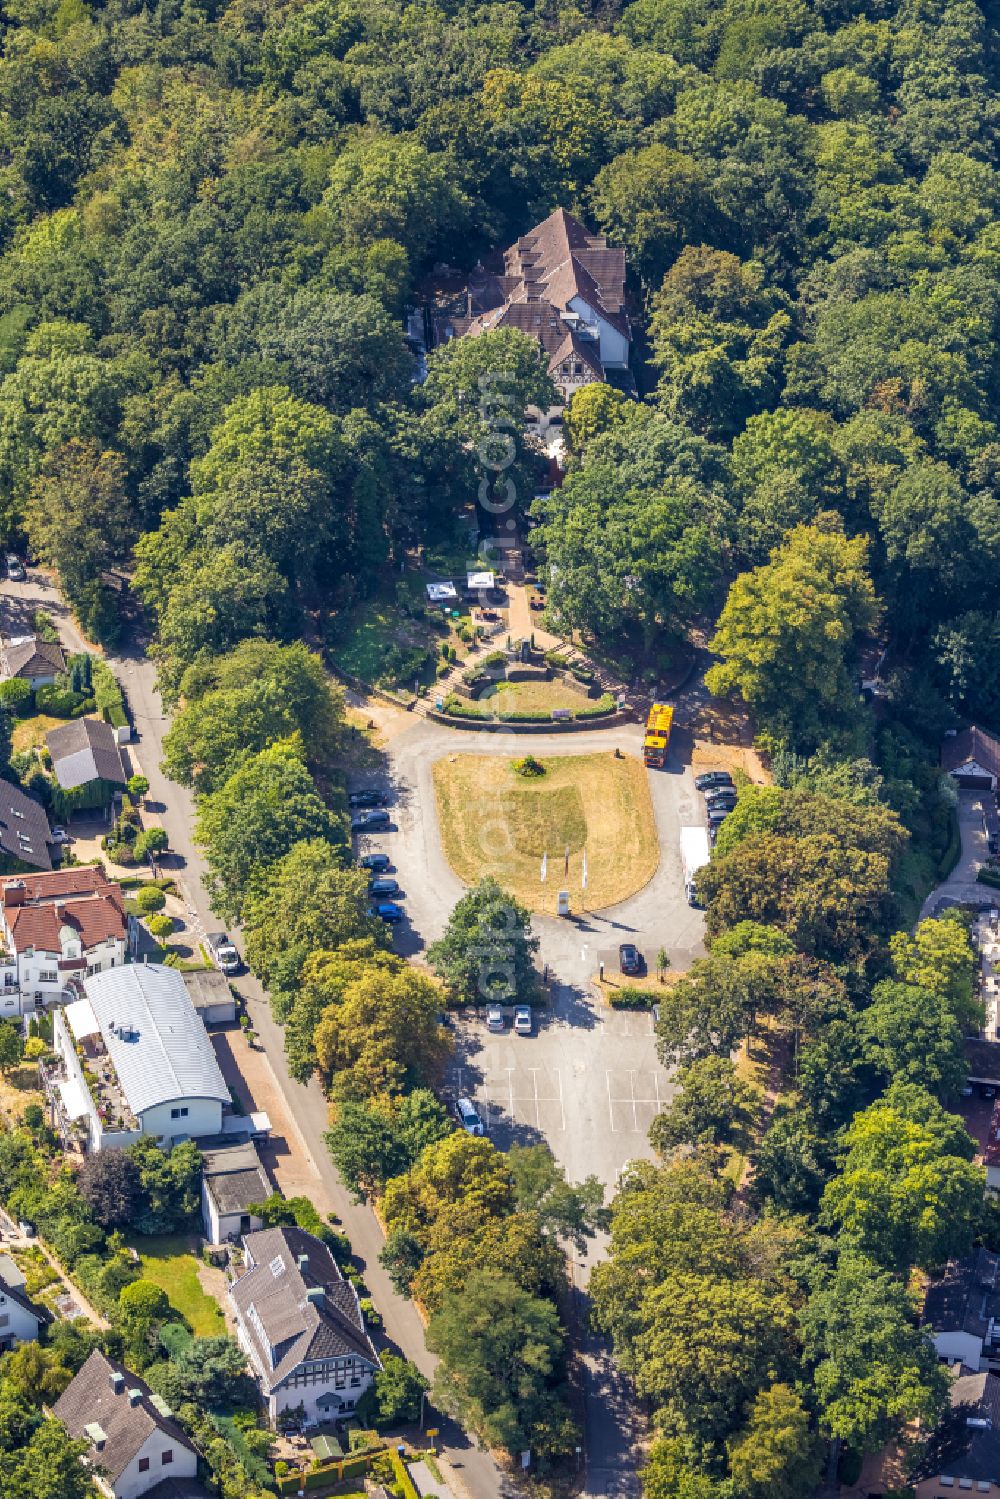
[450,999,674,1196]
[351,717,704,1208]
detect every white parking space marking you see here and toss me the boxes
[604,1067,670,1134]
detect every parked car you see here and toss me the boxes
[207,932,241,975]
[5,556,25,582]
[705,788,738,808]
[352,810,390,832]
[513,1005,533,1036]
[369,877,401,897]
[455,1097,485,1136]
[49,826,72,845]
[707,804,732,825]
[619,943,642,976]
[694,771,734,791]
[349,789,385,808]
[369,901,403,923]
[359,853,391,871]
[486,1006,506,1032]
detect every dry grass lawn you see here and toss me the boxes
[11,713,61,756]
[481,678,593,715]
[432,751,658,912]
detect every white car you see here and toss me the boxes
[513,1005,533,1036]
[455,1097,484,1136]
[49,826,72,845]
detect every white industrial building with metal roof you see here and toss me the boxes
[49,963,230,1151]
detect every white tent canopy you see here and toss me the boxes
[426,582,458,603]
[466,570,495,591]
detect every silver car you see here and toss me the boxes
[455,1097,484,1136]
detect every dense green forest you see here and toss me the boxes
[0,0,997,741]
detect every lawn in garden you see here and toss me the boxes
[479,677,595,715]
[126,1234,227,1336]
[11,713,62,756]
[432,751,658,912]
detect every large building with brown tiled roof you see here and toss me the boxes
[0,866,134,1017]
[432,208,631,405]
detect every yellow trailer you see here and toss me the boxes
[643,703,674,768]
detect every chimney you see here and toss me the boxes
[2,881,25,908]
[297,1254,309,1273]
[110,1370,125,1395]
[127,1388,142,1406]
[305,1287,325,1307]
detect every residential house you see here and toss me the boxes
[53,1348,206,1499]
[915,1366,1000,1497]
[1,636,66,690]
[0,1251,51,1349]
[230,1225,380,1426]
[46,716,126,809]
[200,1140,270,1245]
[943,726,1000,793]
[49,963,230,1151]
[0,779,54,880]
[432,208,630,414]
[923,1251,1000,1370]
[0,867,133,1017]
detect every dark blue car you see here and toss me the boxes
[352,809,390,832]
[369,901,404,923]
[369,877,401,897]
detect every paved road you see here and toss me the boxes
[920,787,995,919]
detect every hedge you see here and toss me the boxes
[937,806,963,880]
[977,868,1000,888]
[275,1449,381,1495]
[609,986,656,1010]
[92,659,128,729]
[444,697,491,720]
[574,694,616,719]
[497,709,551,723]
[391,1452,419,1499]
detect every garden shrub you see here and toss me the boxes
[92,659,128,729]
[0,679,32,715]
[574,694,616,719]
[609,986,655,1010]
[135,885,166,914]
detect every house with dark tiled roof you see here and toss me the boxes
[53,1348,208,1499]
[943,726,1000,792]
[915,1367,1000,1497]
[0,1252,51,1349]
[0,778,54,881]
[230,1225,380,1425]
[1,635,66,689]
[923,1251,1000,1371]
[432,208,631,409]
[46,715,126,808]
[0,866,133,1016]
